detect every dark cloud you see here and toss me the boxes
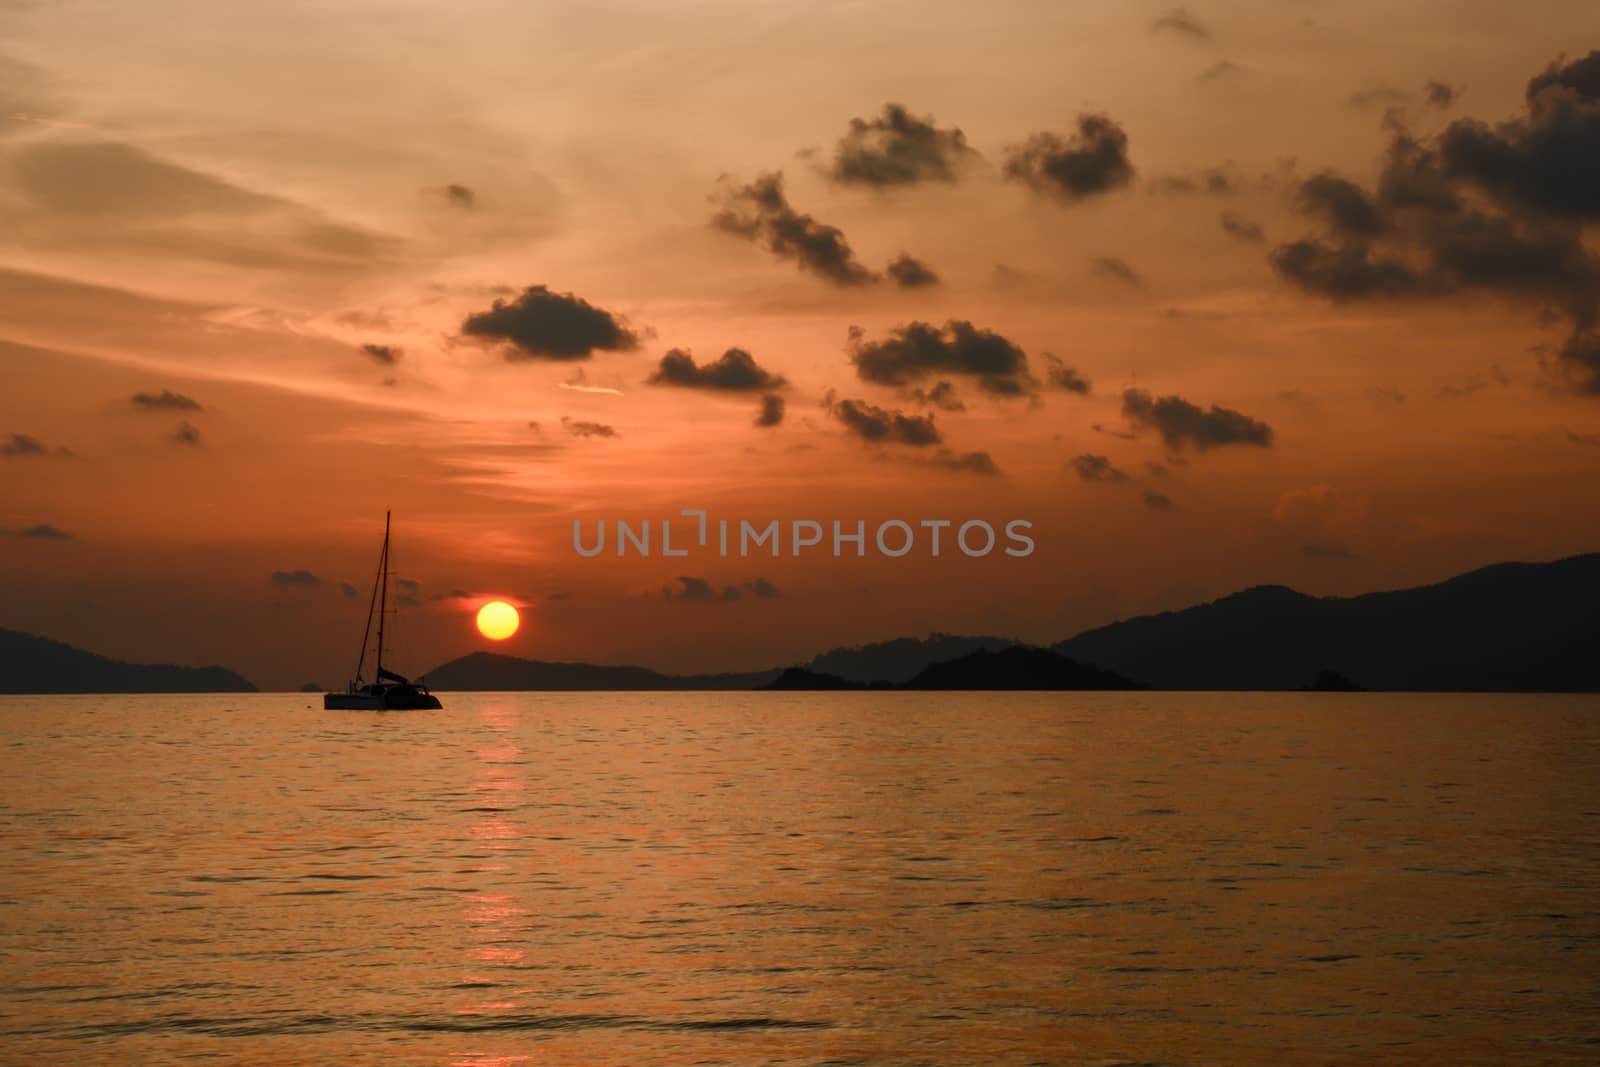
[1146,462,1170,479]
[930,449,999,476]
[1003,114,1135,203]
[647,347,786,391]
[270,569,320,587]
[361,343,401,365]
[170,422,203,447]
[1041,354,1091,395]
[561,417,618,439]
[886,252,941,288]
[1424,80,1459,110]
[755,393,786,427]
[460,285,640,360]
[828,103,977,187]
[1297,173,1387,237]
[848,320,1035,397]
[444,183,477,209]
[131,389,201,412]
[1092,256,1143,287]
[1121,388,1274,450]
[663,576,776,603]
[3,433,50,457]
[429,589,474,601]
[1270,51,1600,392]
[1148,169,1234,195]
[1069,453,1129,482]
[829,396,942,446]
[7,523,72,540]
[1151,7,1209,39]
[1142,490,1175,511]
[1303,543,1355,560]
[908,380,965,411]
[1220,210,1265,242]
[338,581,359,599]
[396,578,420,594]
[712,172,878,286]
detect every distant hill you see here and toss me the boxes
[423,651,779,691]
[905,646,1142,690]
[803,632,1016,684]
[0,628,257,693]
[763,646,1140,691]
[1052,554,1600,692]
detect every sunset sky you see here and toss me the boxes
[2,1,1597,689]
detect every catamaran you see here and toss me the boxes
[324,511,442,711]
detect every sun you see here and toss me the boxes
[475,600,520,641]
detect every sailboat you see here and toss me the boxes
[324,511,443,711]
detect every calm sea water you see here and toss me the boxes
[1,692,1596,1065]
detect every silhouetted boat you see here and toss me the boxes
[325,511,442,711]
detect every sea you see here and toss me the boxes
[1,692,1596,1065]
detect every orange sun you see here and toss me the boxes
[475,600,520,640]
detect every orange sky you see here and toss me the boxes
[1,1,1597,689]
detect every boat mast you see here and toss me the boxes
[375,509,391,681]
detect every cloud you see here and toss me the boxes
[1148,169,1234,195]
[429,589,474,601]
[1142,490,1175,511]
[886,252,941,288]
[1091,256,1143,287]
[1003,114,1135,203]
[1273,484,1369,529]
[170,422,203,447]
[664,576,779,602]
[829,395,942,446]
[6,523,72,540]
[561,416,618,438]
[828,103,977,187]
[1198,60,1246,84]
[130,389,202,412]
[1269,51,1600,392]
[755,393,785,427]
[1424,80,1459,110]
[338,581,359,599]
[443,183,477,209]
[1303,543,1355,560]
[1121,389,1274,450]
[1220,210,1265,242]
[270,569,320,587]
[1151,7,1209,39]
[848,320,1035,397]
[559,369,625,396]
[930,449,999,476]
[1349,85,1411,111]
[1041,354,1091,394]
[907,380,965,411]
[1,432,71,458]
[361,343,401,365]
[1069,453,1129,482]
[460,285,640,360]
[10,142,282,220]
[712,172,878,286]
[647,347,786,391]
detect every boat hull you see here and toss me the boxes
[324,686,442,711]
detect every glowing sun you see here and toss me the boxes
[475,600,520,641]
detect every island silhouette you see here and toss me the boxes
[3,552,1596,693]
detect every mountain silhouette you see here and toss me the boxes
[803,632,1016,684]
[423,651,779,691]
[1052,553,1600,692]
[763,646,1140,691]
[0,628,256,693]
